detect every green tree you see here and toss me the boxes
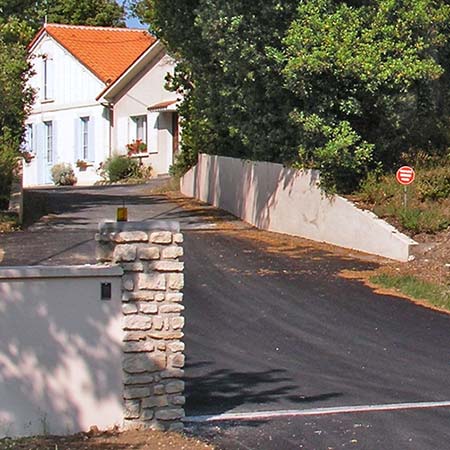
[0,19,34,208]
[133,0,299,175]
[283,0,450,192]
[0,0,126,30]
[131,0,450,193]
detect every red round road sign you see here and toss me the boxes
[396,166,415,185]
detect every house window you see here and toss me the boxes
[42,56,53,100]
[25,124,34,153]
[131,115,147,143]
[44,121,53,162]
[81,117,89,160]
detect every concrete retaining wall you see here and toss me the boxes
[0,265,124,437]
[181,154,417,261]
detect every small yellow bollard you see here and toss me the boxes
[117,207,128,222]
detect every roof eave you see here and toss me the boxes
[96,39,165,102]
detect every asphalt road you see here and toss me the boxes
[1,183,450,449]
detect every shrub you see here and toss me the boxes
[102,155,139,183]
[417,167,450,201]
[0,151,16,210]
[51,163,77,186]
[398,208,450,234]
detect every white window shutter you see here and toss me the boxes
[74,118,81,160]
[88,117,95,162]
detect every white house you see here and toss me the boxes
[23,23,179,186]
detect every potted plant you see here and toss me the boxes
[76,159,90,171]
[126,139,147,156]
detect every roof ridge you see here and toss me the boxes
[45,23,149,33]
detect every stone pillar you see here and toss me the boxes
[96,221,185,431]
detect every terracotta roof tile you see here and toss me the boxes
[37,24,156,84]
[148,100,178,111]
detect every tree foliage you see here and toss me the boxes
[0,0,125,30]
[117,1,450,192]
[283,0,450,191]
[133,0,299,175]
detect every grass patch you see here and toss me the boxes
[0,211,19,233]
[371,273,450,311]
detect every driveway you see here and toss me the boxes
[1,183,450,449]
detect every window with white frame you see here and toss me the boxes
[42,56,53,100]
[25,124,34,153]
[131,115,147,144]
[44,121,53,163]
[81,117,89,160]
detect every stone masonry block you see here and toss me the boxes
[171,396,186,406]
[124,400,141,419]
[167,342,185,353]
[149,231,173,244]
[165,380,185,394]
[123,373,154,385]
[153,261,184,272]
[123,303,139,315]
[95,242,114,262]
[138,302,158,314]
[161,369,184,379]
[148,330,183,340]
[155,293,165,302]
[113,231,148,243]
[160,304,184,314]
[125,291,155,301]
[161,246,184,259]
[113,244,137,262]
[123,341,155,353]
[141,409,155,420]
[124,315,152,331]
[142,395,169,409]
[123,276,135,292]
[138,273,166,291]
[173,233,183,244]
[121,262,145,272]
[152,317,164,331]
[123,331,147,341]
[123,353,166,374]
[138,247,160,260]
[155,408,184,421]
[167,273,184,290]
[170,317,185,330]
[168,353,185,369]
[166,293,183,303]
[124,386,151,399]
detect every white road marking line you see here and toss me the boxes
[184,401,450,423]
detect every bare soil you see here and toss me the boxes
[0,429,216,450]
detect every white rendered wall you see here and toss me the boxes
[181,154,417,261]
[112,51,177,175]
[0,266,123,437]
[24,36,109,186]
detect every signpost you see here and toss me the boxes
[396,166,415,209]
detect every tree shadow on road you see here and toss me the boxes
[185,360,342,417]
